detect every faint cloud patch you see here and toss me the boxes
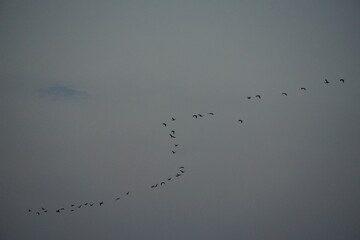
[38,86,89,100]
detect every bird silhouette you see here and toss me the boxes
[301,87,306,90]
[44,210,48,213]
[172,117,175,121]
[169,134,176,138]
[255,95,261,99]
[281,93,288,96]
[179,166,184,169]
[56,210,60,213]
[28,209,31,212]
[71,209,74,212]
[90,204,94,206]
[198,114,203,117]
[208,112,214,115]
[71,204,75,207]
[36,212,40,215]
[325,79,329,83]
[161,182,165,185]
[162,123,167,127]
[171,130,175,134]
[193,115,198,118]
[126,192,130,195]
[247,96,251,99]
[175,144,178,147]
[238,119,243,123]
[176,173,181,177]
[172,151,176,154]
[180,169,185,173]
[116,197,120,200]
[78,205,82,208]
[41,207,46,211]
[167,178,172,181]
[340,79,344,83]
[99,202,104,206]
[84,203,88,206]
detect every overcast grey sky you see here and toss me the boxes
[1,1,360,239]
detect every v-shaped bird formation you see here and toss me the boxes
[28,78,346,216]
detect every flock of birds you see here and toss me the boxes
[28,78,345,216]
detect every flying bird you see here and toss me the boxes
[255,95,261,99]
[36,212,40,215]
[325,79,329,83]
[84,203,88,206]
[126,192,130,195]
[172,151,176,154]
[116,197,120,200]
[198,114,203,117]
[99,202,104,206]
[169,134,176,138]
[56,210,60,213]
[71,204,75,207]
[193,115,198,118]
[180,169,185,173]
[167,178,172,181]
[71,209,74,212]
[247,96,251,99]
[78,205,82,208]
[301,88,306,90]
[28,209,31,213]
[171,130,175,134]
[90,204,94,206]
[176,173,181,177]
[175,144,178,147]
[41,207,46,211]
[162,123,167,127]
[340,79,345,83]
[238,119,243,123]
[172,117,175,121]
[208,112,214,115]
[161,182,165,185]
[281,93,288,96]
[179,166,184,169]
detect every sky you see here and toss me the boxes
[0,0,360,239]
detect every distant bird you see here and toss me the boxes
[301,87,306,90]
[340,79,345,83]
[90,204,94,207]
[179,166,185,169]
[175,144,178,147]
[71,204,75,207]
[44,210,48,213]
[71,209,74,212]
[84,203,88,206]
[176,173,181,177]
[162,123,167,127]
[99,202,104,206]
[28,209,31,213]
[41,207,46,211]
[151,185,155,188]
[167,178,172,181]
[255,95,261,99]
[193,115,198,118]
[154,184,158,187]
[172,117,175,121]
[126,192,130,195]
[198,114,203,117]
[238,119,243,123]
[247,96,251,99]
[56,210,60,213]
[180,169,185,173]
[172,151,176,154]
[36,212,40,215]
[325,79,329,83]
[208,112,214,115]
[78,205,82,208]
[169,134,176,138]
[116,197,120,200]
[171,130,175,134]
[161,182,165,185]
[281,93,288,96]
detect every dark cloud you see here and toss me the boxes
[38,86,89,100]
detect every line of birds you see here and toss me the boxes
[28,78,345,216]
[150,166,186,189]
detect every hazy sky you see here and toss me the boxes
[1,1,360,239]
